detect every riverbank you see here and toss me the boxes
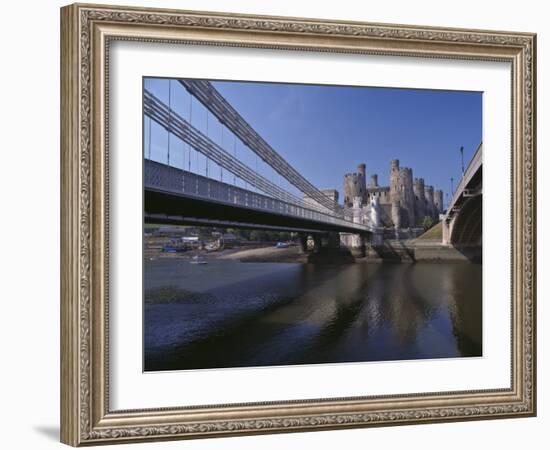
[369,239,480,263]
[146,237,479,264]
[218,245,307,263]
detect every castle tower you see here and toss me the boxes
[391,201,401,229]
[434,189,444,217]
[352,196,363,224]
[370,174,378,188]
[343,163,366,207]
[357,163,367,202]
[389,159,400,204]
[370,195,381,228]
[413,177,426,225]
[398,167,415,227]
[425,185,435,220]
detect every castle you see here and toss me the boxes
[343,160,444,229]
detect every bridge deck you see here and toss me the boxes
[445,143,482,221]
[144,160,370,234]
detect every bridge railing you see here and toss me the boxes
[145,159,369,231]
[446,143,482,219]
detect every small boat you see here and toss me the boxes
[190,255,208,265]
[162,245,186,253]
[275,241,290,248]
[162,239,187,253]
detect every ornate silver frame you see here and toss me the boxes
[60,3,536,446]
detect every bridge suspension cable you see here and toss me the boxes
[147,116,151,159]
[178,79,338,213]
[167,80,172,166]
[145,89,339,215]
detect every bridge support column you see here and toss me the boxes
[370,229,384,247]
[298,233,309,253]
[321,232,341,250]
[442,218,452,245]
[364,229,384,258]
[339,232,365,258]
[311,234,322,253]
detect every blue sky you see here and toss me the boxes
[144,78,482,206]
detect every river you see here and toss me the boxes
[144,257,482,371]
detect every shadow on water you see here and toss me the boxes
[144,262,347,371]
[144,259,482,371]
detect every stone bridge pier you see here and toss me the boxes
[299,232,341,253]
[340,230,384,258]
[337,194,382,258]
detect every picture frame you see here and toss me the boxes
[60,2,536,446]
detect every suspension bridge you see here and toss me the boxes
[143,79,373,242]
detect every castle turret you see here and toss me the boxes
[413,177,426,225]
[434,189,444,217]
[389,159,400,204]
[425,185,435,220]
[370,174,378,188]
[343,164,366,207]
[370,195,381,228]
[397,167,415,227]
[391,201,401,229]
[357,164,366,202]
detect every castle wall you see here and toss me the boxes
[391,201,401,229]
[366,186,391,205]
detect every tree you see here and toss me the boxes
[422,216,434,230]
[249,230,267,242]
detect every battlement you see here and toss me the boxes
[343,171,366,207]
[367,186,390,192]
[344,172,362,179]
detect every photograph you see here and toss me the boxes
[143,77,483,372]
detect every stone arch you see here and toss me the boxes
[450,196,482,247]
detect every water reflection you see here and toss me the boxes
[144,259,482,371]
